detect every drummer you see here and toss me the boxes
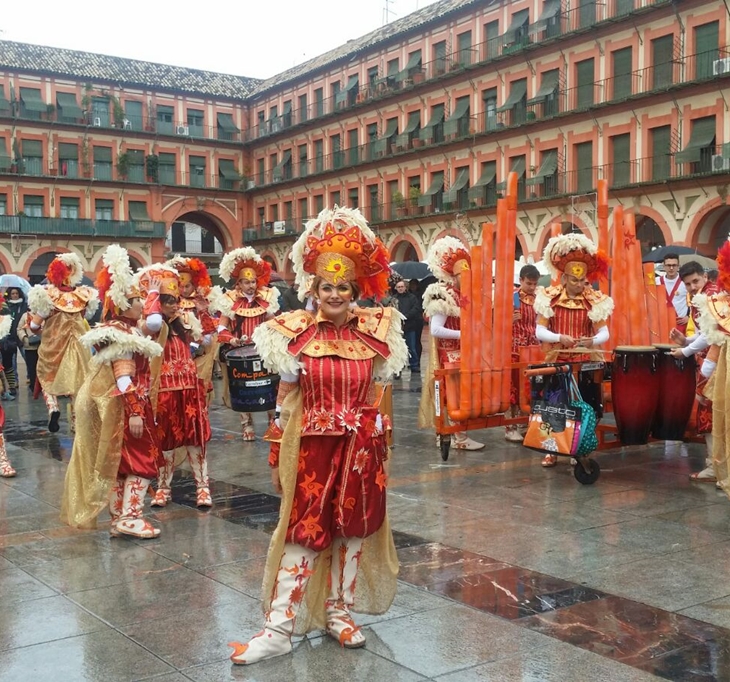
[669,261,719,482]
[534,233,614,468]
[210,248,280,441]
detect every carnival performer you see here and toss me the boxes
[694,242,730,496]
[166,256,217,397]
[418,236,485,451]
[209,247,279,441]
[228,206,407,665]
[669,260,719,482]
[0,303,16,477]
[534,233,614,467]
[59,245,162,538]
[28,252,98,433]
[505,264,541,442]
[139,266,213,508]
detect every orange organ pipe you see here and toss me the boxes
[643,263,660,346]
[481,222,495,417]
[624,212,648,345]
[610,205,628,346]
[469,245,483,419]
[597,179,610,295]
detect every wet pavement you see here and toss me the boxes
[2,369,730,681]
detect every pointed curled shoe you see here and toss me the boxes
[115,518,161,539]
[196,487,213,507]
[228,630,292,665]
[150,489,171,507]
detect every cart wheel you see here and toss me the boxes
[574,458,600,485]
[440,437,450,461]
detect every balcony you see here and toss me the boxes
[0,216,166,239]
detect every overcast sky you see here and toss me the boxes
[1,0,441,80]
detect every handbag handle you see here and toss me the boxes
[569,373,583,403]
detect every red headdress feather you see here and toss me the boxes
[186,258,212,289]
[589,249,611,283]
[47,259,71,287]
[717,241,730,293]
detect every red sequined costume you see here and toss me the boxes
[510,289,538,408]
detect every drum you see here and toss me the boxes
[225,346,279,413]
[651,343,696,440]
[611,346,660,445]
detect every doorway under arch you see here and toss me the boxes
[28,252,60,285]
[635,216,666,256]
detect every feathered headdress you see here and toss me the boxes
[290,205,390,300]
[166,255,212,291]
[219,247,271,287]
[136,263,180,297]
[46,252,84,287]
[426,236,471,285]
[95,244,139,320]
[717,240,730,294]
[543,233,610,283]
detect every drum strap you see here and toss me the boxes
[661,276,682,307]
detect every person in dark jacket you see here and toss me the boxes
[393,279,423,372]
[280,283,306,312]
[2,287,27,395]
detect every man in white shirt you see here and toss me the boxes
[657,253,689,332]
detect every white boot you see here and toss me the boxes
[229,543,318,665]
[151,450,174,506]
[0,433,15,477]
[325,537,366,648]
[115,476,160,539]
[187,446,212,507]
[108,478,124,537]
[452,432,485,450]
[690,435,717,482]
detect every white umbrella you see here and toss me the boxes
[0,274,31,294]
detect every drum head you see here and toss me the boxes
[653,343,680,351]
[226,345,259,360]
[614,346,657,352]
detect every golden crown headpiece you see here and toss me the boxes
[543,233,609,283]
[136,264,180,297]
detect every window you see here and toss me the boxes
[269,105,279,133]
[21,140,43,176]
[457,31,473,66]
[284,201,293,221]
[347,187,359,208]
[314,139,324,172]
[298,144,308,177]
[531,0,561,39]
[24,195,44,217]
[93,146,112,181]
[484,20,499,59]
[367,66,379,88]
[298,197,308,222]
[19,88,46,120]
[526,70,560,117]
[433,41,447,74]
[497,156,526,200]
[125,149,145,182]
[576,59,595,108]
[331,190,341,207]
[283,100,292,127]
[332,134,343,169]
[526,149,560,196]
[616,0,634,15]
[443,168,471,210]
[651,35,675,89]
[314,88,324,117]
[695,22,719,80]
[419,171,444,212]
[482,88,498,130]
[257,158,265,184]
[189,155,206,187]
[257,110,265,136]
[348,129,359,165]
[675,116,716,174]
[468,161,498,206]
[330,82,340,112]
[368,184,380,222]
[91,98,110,127]
[269,152,278,181]
[314,194,324,213]
[219,159,240,189]
[95,198,113,221]
[187,108,204,137]
[158,152,176,184]
[217,113,239,141]
[270,204,279,222]
[124,100,143,130]
[651,126,672,180]
[503,9,529,50]
[56,92,83,123]
[611,48,633,100]
[156,104,174,135]
[298,94,308,123]
[611,134,631,186]
[59,143,79,178]
[0,195,6,215]
[496,79,527,125]
[444,96,471,138]
[575,141,594,192]
[420,104,445,144]
[0,138,9,172]
[128,201,150,222]
[366,123,378,159]
[579,0,595,28]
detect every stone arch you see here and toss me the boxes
[161,203,235,254]
[631,206,672,255]
[261,253,278,271]
[388,235,423,262]
[0,250,11,276]
[685,198,730,253]
[535,218,590,256]
[25,246,82,284]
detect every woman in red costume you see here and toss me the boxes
[210,247,280,440]
[418,236,485,450]
[60,245,163,538]
[228,206,407,665]
[139,266,213,508]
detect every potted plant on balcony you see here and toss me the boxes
[145,154,159,183]
[110,96,125,128]
[116,152,130,180]
[392,190,406,217]
[409,186,423,214]
[81,139,91,178]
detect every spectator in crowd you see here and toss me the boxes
[408,278,425,363]
[280,282,306,312]
[656,253,688,333]
[1,287,27,395]
[393,279,423,374]
[16,310,39,390]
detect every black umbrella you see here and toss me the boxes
[642,246,700,263]
[390,261,433,280]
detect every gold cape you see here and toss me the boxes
[712,344,730,499]
[59,363,124,528]
[262,389,399,635]
[418,335,439,429]
[37,312,91,396]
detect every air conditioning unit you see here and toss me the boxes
[713,58,730,76]
[246,180,256,190]
[92,117,102,127]
[273,220,286,235]
[712,154,730,172]
[176,125,189,136]
[122,118,132,130]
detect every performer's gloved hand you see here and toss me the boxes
[375,414,383,433]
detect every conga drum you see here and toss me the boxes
[651,343,696,440]
[611,346,660,445]
[225,346,279,413]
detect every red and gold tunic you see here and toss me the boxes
[258,307,404,552]
[217,289,276,345]
[512,290,538,353]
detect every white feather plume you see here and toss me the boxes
[252,319,304,375]
[219,247,263,283]
[0,315,11,341]
[423,282,461,318]
[103,244,133,312]
[85,287,100,320]
[207,286,231,317]
[81,325,163,365]
[56,252,84,286]
[373,309,408,382]
[695,293,730,346]
[425,236,470,284]
[28,285,53,317]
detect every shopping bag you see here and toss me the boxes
[523,399,583,455]
[569,374,598,457]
